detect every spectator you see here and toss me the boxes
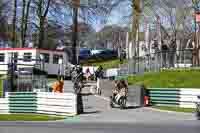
[52,78,64,93]
[161,44,169,68]
[85,67,91,81]
[95,65,104,95]
[169,40,176,68]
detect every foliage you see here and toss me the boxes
[128,69,200,88]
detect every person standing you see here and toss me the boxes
[169,40,176,68]
[161,44,169,68]
[95,65,103,95]
[85,67,91,81]
[52,77,64,93]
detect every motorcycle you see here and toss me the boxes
[110,87,127,109]
[195,96,200,120]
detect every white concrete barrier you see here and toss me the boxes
[174,64,192,68]
[0,92,77,116]
[149,88,200,108]
[180,89,200,96]
[0,98,9,114]
[105,68,119,77]
[36,92,77,116]
[179,102,196,108]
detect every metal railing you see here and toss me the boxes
[118,49,198,76]
[5,57,47,93]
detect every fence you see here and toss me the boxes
[148,88,200,108]
[0,92,77,116]
[118,49,196,76]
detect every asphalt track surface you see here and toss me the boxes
[0,81,199,133]
[0,121,199,133]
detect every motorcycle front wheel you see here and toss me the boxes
[196,110,200,120]
[119,97,126,109]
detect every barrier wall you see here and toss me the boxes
[37,92,77,116]
[99,79,113,98]
[7,92,37,113]
[148,88,200,108]
[0,98,9,114]
[128,85,145,107]
[1,92,77,116]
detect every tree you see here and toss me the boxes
[33,0,52,48]
[0,1,10,41]
[71,0,79,65]
[21,0,32,48]
[12,0,17,48]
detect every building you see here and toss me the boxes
[0,48,69,76]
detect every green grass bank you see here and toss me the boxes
[128,69,200,88]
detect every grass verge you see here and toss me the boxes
[0,114,65,121]
[81,59,127,69]
[128,69,200,88]
[152,106,195,113]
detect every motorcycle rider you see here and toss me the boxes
[73,65,84,94]
[71,65,83,82]
[112,79,128,101]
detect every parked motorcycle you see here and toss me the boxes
[195,96,200,120]
[110,87,127,109]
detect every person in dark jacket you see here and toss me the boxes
[161,44,169,68]
[95,65,103,81]
[169,40,176,68]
